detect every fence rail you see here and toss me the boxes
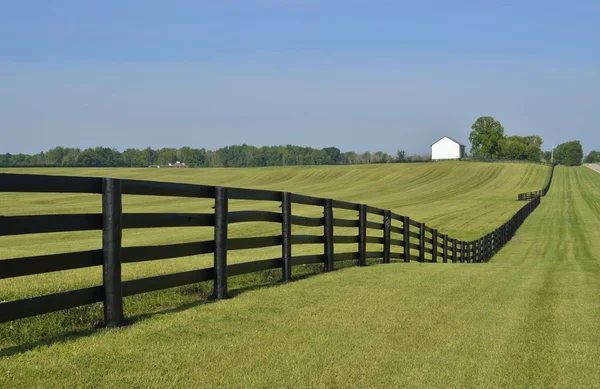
[0,168,550,326]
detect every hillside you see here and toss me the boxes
[1,166,598,388]
[0,162,550,347]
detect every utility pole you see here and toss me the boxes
[551,146,554,164]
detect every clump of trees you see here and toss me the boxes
[468,116,543,161]
[0,144,428,168]
[553,141,584,166]
[584,150,600,164]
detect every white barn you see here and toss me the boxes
[431,136,466,160]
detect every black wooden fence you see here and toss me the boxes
[0,171,545,326]
[517,164,555,201]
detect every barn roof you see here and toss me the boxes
[430,136,466,147]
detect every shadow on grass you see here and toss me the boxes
[0,262,367,357]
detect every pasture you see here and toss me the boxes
[4,162,591,387]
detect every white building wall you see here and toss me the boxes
[431,137,461,160]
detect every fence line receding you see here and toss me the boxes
[0,165,553,326]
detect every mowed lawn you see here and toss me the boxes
[0,165,598,387]
[0,162,548,347]
[5,162,586,386]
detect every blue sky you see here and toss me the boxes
[1,0,599,154]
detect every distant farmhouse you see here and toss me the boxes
[149,161,188,168]
[431,136,465,160]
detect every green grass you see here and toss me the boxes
[0,165,598,388]
[0,162,550,348]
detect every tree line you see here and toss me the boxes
[0,145,431,168]
[584,150,600,164]
[468,116,587,166]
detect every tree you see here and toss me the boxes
[155,148,179,166]
[583,150,600,164]
[322,147,341,165]
[553,141,583,166]
[0,153,10,167]
[542,150,552,163]
[61,148,81,166]
[500,135,543,161]
[46,147,66,166]
[395,150,406,162]
[469,116,505,159]
[78,147,123,167]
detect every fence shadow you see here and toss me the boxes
[0,263,358,357]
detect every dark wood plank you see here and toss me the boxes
[291,215,324,227]
[227,236,283,250]
[365,236,385,244]
[291,254,325,265]
[228,258,282,277]
[390,238,404,247]
[333,235,359,244]
[228,188,281,201]
[332,218,359,228]
[409,219,421,228]
[0,214,102,236]
[0,173,102,194]
[121,179,215,198]
[290,193,324,207]
[123,213,214,229]
[122,241,215,263]
[0,286,103,323]
[122,268,214,297]
[409,231,420,240]
[365,251,384,259]
[331,200,360,211]
[365,206,385,216]
[227,211,281,224]
[0,250,103,279]
[291,235,325,245]
[333,252,359,261]
[390,225,404,234]
[389,252,406,260]
[390,212,405,221]
[365,221,384,231]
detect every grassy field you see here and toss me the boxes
[1,165,598,387]
[1,163,551,351]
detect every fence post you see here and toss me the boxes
[460,241,465,263]
[470,241,475,263]
[475,239,480,262]
[443,234,448,263]
[482,237,487,262]
[282,192,292,282]
[403,216,410,262]
[484,236,488,261]
[214,186,228,300]
[432,229,438,263]
[494,230,498,254]
[324,199,334,271]
[452,238,457,263]
[102,178,125,327]
[419,223,426,263]
[359,204,367,266]
[383,210,391,264]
